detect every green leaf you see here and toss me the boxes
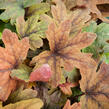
[10,64,32,82]
[101,53,109,64]
[0,21,16,39]
[26,3,50,17]
[63,68,80,83]
[82,21,109,59]
[16,15,48,50]
[0,0,41,24]
[3,98,43,109]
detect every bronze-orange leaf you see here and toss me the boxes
[80,63,109,109]
[0,29,29,101]
[30,19,96,87]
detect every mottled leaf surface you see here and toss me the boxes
[83,22,109,59]
[16,16,48,50]
[0,0,41,24]
[30,20,96,87]
[80,63,109,109]
[0,29,29,101]
[11,64,32,82]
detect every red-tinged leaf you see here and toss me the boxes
[0,29,29,101]
[30,64,52,82]
[59,83,78,95]
[63,100,81,109]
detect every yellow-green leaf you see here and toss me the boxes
[3,98,43,109]
[16,16,48,50]
[10,64,32,82]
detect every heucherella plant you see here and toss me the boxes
[0,0,109,109]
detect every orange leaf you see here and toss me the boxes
[30,19,96,87]
[41,0,91,37]
[63,100,81,109]
[29,64,52,82]
[59,83,78,95]
[80,63,109,109]
[0,29,29,101]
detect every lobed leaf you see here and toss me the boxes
[80,63,109,109]
[10,64,32,82]
[77,0,109,23]
[41,0,91,37]
[0,0,41,24]
[0,29,29,101]
[83,22,109,60]
[30,19,96,87]
[16,16,48,50]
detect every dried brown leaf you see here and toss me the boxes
[0,29,29,101]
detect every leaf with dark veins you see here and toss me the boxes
[30,20,96,87]
[80,63,109,109]
[16,16,48,50]
[41,0,91,37]
[0,29,29,101]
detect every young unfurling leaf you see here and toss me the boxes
[63,100,81,109]
[16,16,48,50]
[30,64,52,82]
[80,63,109,109]
[30,20,96,87]
[0,29,29,101]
